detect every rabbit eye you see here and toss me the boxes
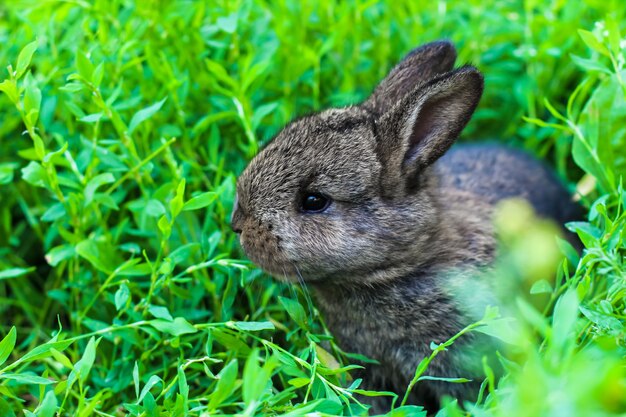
[301,193,331,213]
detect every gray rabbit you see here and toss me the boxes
[231,41,581,413]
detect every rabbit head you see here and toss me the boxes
[232,41,484,284]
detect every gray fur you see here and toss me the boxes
[231,41,581,413]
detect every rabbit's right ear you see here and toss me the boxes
[375,66,484,197]
[364,41,457,115]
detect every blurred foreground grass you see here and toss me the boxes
[0,1,626,416]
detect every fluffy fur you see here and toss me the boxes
[232,40,581,413]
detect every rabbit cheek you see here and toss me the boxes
[277,219,352,278]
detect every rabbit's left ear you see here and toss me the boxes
[376,66,484,195]
[364,41,457,115]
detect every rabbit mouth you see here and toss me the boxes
[243,248,300,282]
[238,232,300,282]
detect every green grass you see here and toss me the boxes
[0,0,625,416]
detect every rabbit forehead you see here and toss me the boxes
[239,107,380,206]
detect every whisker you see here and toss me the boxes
[282,266,299,300]
[293,264,316,323]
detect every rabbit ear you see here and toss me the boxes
[364,41,457,115]
[376,66,483,195]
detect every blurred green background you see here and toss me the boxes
[0,0,625,416]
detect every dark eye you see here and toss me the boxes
[301,192,331,213]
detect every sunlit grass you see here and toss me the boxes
[0,1,625,416]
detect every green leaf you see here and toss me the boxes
[242,349,261,405]
[75,239,116,274]
[192,111,237,136]
[21,161,48,188]
[416,376,471,383]
[351,387,397,397]
[36,391,58,417]
[92,62,104,87]
[148,305,173,321]
[133,361,140,398]
[15,40,38,79]
[475,317,525,346]
[0,397,16,417]
[0,267,35,281]
[556,236,579,267]
[530,279,553,294]
[279,399,343,417]
[138,375,162,404]
[23,84,42,127]
[566,222,602,248]
[59,82,85,93]
[230,321,275,332]
[45,245,76,267]
[207,231,222,257]
[570,54,611,75]
[145,199,166,217]
[178,365,189,398]
[84,173,115,205]
[43,142,69,166]
[50,348,73,369]
[170,243,201,264]
[182,192,217,211]
[251,102,279,130]
[115,283,130,311]
[0,163,17,185]
[79,112,104,123]
[242,350,277,406]
[208,359,238,410]
[32,133,46,160]
[578,29,610,56]
[142,392,157,410]
[606,18,622,56]
[19,339,72,364]
[170,178,186,218]
[575,74,623,192]
[118,262,151,276]
[205,59,237,90]
[216,13,238,33]
[580,306,623,333]
[41,202,66,222]
[76,51,95,82]
[288,377,309,388]
[384,405,427,417]
[278,296,308,329]
[551,290,579,353]
[66,336,99,394]
[0,79,19,104]
[148,318,197,336]
[157,215,171,239]
[128,98,167,133]
[0,326,17,366]
[0,373,54,385]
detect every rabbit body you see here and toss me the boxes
[232,41,581,413]
[313,143,581,411]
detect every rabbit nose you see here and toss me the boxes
[231,193,243,234]
[231,219,242,234]
[231,210,243,234]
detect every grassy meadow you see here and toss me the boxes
[1,0,626,415]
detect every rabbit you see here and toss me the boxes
[231,40,582,413]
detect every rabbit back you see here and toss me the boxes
[436,143,582,226]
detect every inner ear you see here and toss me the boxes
[403,93,464,169]
[375,66,484,197]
